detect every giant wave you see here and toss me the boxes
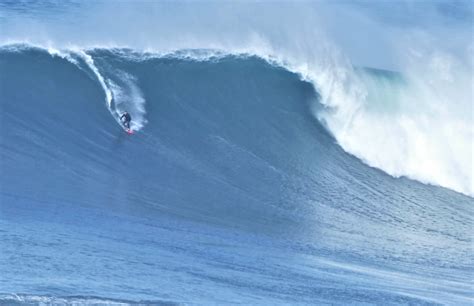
[8,40,472,197]
[0,44,472,304]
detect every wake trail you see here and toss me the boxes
[51,48,147,132]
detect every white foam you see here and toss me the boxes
[306,52,473,196]
[46,46,79,65]
[0,293,131,305]
[75,50,113,108]
[107,70,147,131]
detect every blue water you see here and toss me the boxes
[0,45,472,305]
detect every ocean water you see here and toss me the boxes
[0,2,473,305]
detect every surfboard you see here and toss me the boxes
[126,129,134,135]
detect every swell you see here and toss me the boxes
[1,45,473,304]
[0,45,472,266]
[3,43,471,196]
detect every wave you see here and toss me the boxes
[4,42,471,196]
[0,43,472,305]
[1,2,472,304]
[1,1,472,196]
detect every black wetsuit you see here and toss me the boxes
[120,113,132,129]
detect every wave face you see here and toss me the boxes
[0,46,473,305]
[2,1,472,197]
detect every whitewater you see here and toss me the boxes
[0,1,473,305]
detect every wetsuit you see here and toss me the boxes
[120,112,132,129]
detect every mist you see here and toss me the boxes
[1,1,471,69]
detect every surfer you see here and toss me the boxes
[120,111,132,130]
